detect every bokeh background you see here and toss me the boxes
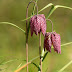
[0,0,72,72]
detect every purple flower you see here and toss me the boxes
[51,32,61,54]
[44,32,61,54]
[44,32,52,52]
[30,14,46,36]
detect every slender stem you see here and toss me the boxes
[15,62,31,72]
[47,19,53,32]
[32,0,38,15]
[27,1,38,15]
[26,6,28,72]
[39,32,42,72]
[58,60,72,72]
[26,1,38,72]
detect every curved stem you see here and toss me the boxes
[26,1,38,72]
[39,32,42,72]
[47,19,53,32]
[32,0,38,15]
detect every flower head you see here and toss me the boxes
[51,32,61,54]
[30,14,46,36]
[44,32,52,52]
[44,32,61,54]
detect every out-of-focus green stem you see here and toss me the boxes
[58,60,72,72]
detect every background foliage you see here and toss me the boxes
[0,0,72,72]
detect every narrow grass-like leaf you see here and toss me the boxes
[30,56,39,62]
[0,59,18,65]
[22,3,53,21]
[46,5,72,19]
[61,42,72,47]
[0,22,26,34]
[0,59,26,66]
[51,42,72,49]
[38,3,53,13]
[58,60,72,72]
[22,3,72,21]
[31,62,40,71]
[16,63,22,70]
[42,51,48,62]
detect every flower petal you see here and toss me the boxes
[44,32,52,52]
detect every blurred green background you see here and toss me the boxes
[0,0,72,72]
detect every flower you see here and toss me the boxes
[44,32,52,52]
[30,14,46,36]
[51,32,61,54]
[44,32,61,54]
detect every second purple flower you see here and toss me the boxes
[44,32,61,54]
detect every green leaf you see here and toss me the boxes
[38,3,53,13]
[0,22,26,34]
[58,60,72,72]
[46,4,72,19]
[16,63,23,70]
[0,59,18,65]
[31,62,40,71]
[61,42,72,47]
[30,56,39,62]
[51,42,72,48]
[42,51,48,62]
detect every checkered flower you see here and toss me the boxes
[44,32,52,52]
[30,14,46,36]
[51,32,61,54]
[44,32,61,54]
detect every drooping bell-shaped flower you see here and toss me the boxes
[51,32,61,54]
[30,14,46,36]
[44,32,52,52]
[44,32,61,54]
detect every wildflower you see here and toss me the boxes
[44,32,61,54]
[44,32,52,52]
[30,14,46,36]
[51,32,61,54]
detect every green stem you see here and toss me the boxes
[39,33,42,72]
[58,60,72,72]
[26,1,38,72]
[0,22,26,34]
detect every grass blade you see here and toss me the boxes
[42,52,48,62]
[51,42,72,49]
[38,3,53,13]
[58,60,72,72]
[0,59,18,65]
[0,22,26,34]
[16,63,22,70]
[61,42,72,47]
[46,5,72,19]
[32,62,40,71]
